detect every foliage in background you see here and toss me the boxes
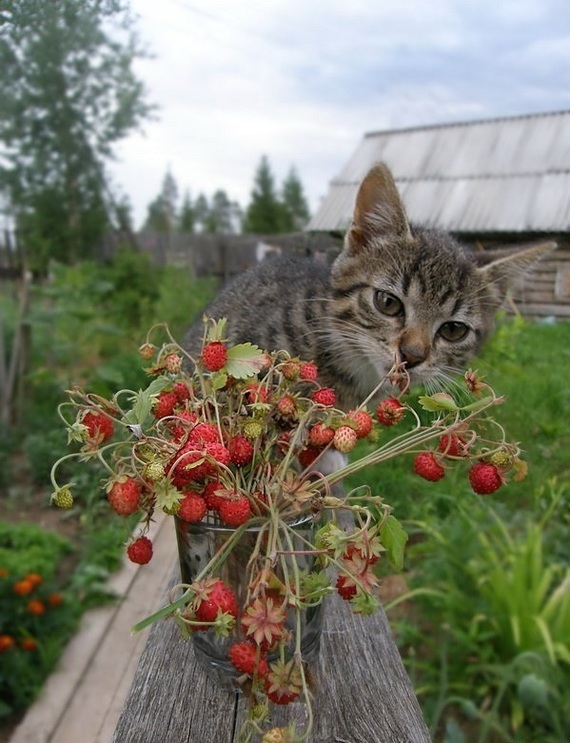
[345,317,570,742]
[0,0,153,270]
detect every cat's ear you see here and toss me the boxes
[475,240,556,298]
[347,163,411,251]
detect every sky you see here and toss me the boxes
[109,0,570,229]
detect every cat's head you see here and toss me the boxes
[329,162,555,394]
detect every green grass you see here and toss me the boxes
[345,316,570,741]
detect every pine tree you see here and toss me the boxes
[243,156,287,234]
[179,190,195,233]
[281,167,310,230]
[142,171,179,232]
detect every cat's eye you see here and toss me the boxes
[438,321,469,342]
[375,291,404,317]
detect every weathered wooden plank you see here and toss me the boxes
[112,583,431,743]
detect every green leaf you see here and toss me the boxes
[380,515,408,570]
[225,343,266,379]
[418,392,459,412]
[124,376,171,425]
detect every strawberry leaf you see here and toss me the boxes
[380,515,408,570]
[125,377,171,425]
[225,343,266,379]
[418,392,459,412]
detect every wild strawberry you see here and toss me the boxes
[469,462,503,495]
[242,418,264,440]
[82,411,114,442]
[312,387,336,406]
[228,641,269,677]
[51,487,74,509]
[261,728,290,743]
[153,391,178,419]
[107,477,141,516]
[203,481,226,511]
[336,574,358,600]
[127,536,153,565]
[281,360,300,380]
[488,451,512,469]
[21,638,38,652]
[194,579,238,623]
[299,446,322,469]
[241,596,286,650]
[275,394,298,420]
[189,421,220,444]
[300,362,318,381]
[178,491,207,522]
[172,381,192,403]
[143,460,165,482]
[309,423,335,447]
[333,425,358,453]
[376,397,405,426]
[413,452,445,482]
[264,658,302,705]
[164,353,182,374]
[138,342,156,359]
[228,434,255,466]
[438,433,467,458]
[347,409,373,439]
[201,341,227,372]
[243,382,269,404]
[219,495,252,526]
[205,441,231,469]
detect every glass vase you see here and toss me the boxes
[174,512,324,688]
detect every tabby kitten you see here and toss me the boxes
[184,163,552,409]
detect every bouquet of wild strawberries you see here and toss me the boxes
[50,319,526,742]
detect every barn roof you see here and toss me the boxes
[307,110,570,234]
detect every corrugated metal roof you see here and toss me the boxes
[307,110,570,233]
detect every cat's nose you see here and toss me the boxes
[399,345,427,368]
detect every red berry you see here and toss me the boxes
[228,641,268,677]
[178,491,207,522]
[308,423,335,447]
[336,574,357,600]
[201,341,227,372]
[243,383,269,404]
[228,434,255,466]
[300,362,318,381]
[153,391,178,419]
[127,536,153,565]
[468,463,503,495]
[413,452,446,482]
[298,446,320,468]
[347,409,373,439]
[82,411,114,442]
[172,381,192,403]
[194,580,238,623]
[107,477,141,516]
[438,433,467,458]
[376,397,405,426]
[333,425,358,453]
[312,387,336,406]
[219,496,252,526]
[189,422,220,444]
[202,481,226,511]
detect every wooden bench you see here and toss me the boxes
[111,576,432,743]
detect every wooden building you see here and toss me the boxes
[307,110,570,318]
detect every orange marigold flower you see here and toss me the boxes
[0,634,16,652]
[27,599,46,616]
[26,573,43,587]
[48,592,64,607]
[21,638,38,652]
[13,579,34,596]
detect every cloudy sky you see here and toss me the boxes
[110,0,570,228]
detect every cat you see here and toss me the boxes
[184,163,553,409]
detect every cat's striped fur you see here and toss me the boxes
[184,163,553,409]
